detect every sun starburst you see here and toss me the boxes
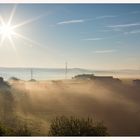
[0,5,48,51]
[0,21,16,42]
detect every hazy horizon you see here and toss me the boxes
[0,66,140,70]
[0,67,140,81]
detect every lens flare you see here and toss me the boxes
[0,23,16,40]
[0,5,47,50]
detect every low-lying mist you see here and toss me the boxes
[0,79,140,136]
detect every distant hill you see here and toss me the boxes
[0,67,139,73]
[0,67,139,80]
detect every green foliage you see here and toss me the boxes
[0,123,7,136]
[0,122,31,136]
[0,123,13,136]
[48,116,108,136]
[13,124,32,136]
[0,116,108,136]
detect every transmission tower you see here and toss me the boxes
[65,62,68,79]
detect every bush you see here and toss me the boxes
[0,123,7,136]
[0,123,13,136]
[14,124,32,136]
[48,116,108,136]
[0,122,31,136]
[9,77,20,81]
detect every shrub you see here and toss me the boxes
[48,116,108,136]
[0,122,32,136]
[0,123,7,136]
[14,124,32,136]
[0,123,13,136]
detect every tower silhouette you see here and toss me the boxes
[31,68,33,80]
[65,62,67,79]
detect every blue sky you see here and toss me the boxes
[0,4,140,70]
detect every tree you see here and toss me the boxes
[48,116,108,136]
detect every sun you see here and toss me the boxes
[0,5,47,50]
[0,19,17,49]
[0,23,16,40]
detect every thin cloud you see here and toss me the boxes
[100,29,112,32]
[57,15,116,25]
[83,38,103,41]
[107,23,140,28]
[130,11,140,14]
[96,15,116,19]
[125,29,140,34]
[101,28,122,32]
[57,19,85,25]
[93,49,117,54]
